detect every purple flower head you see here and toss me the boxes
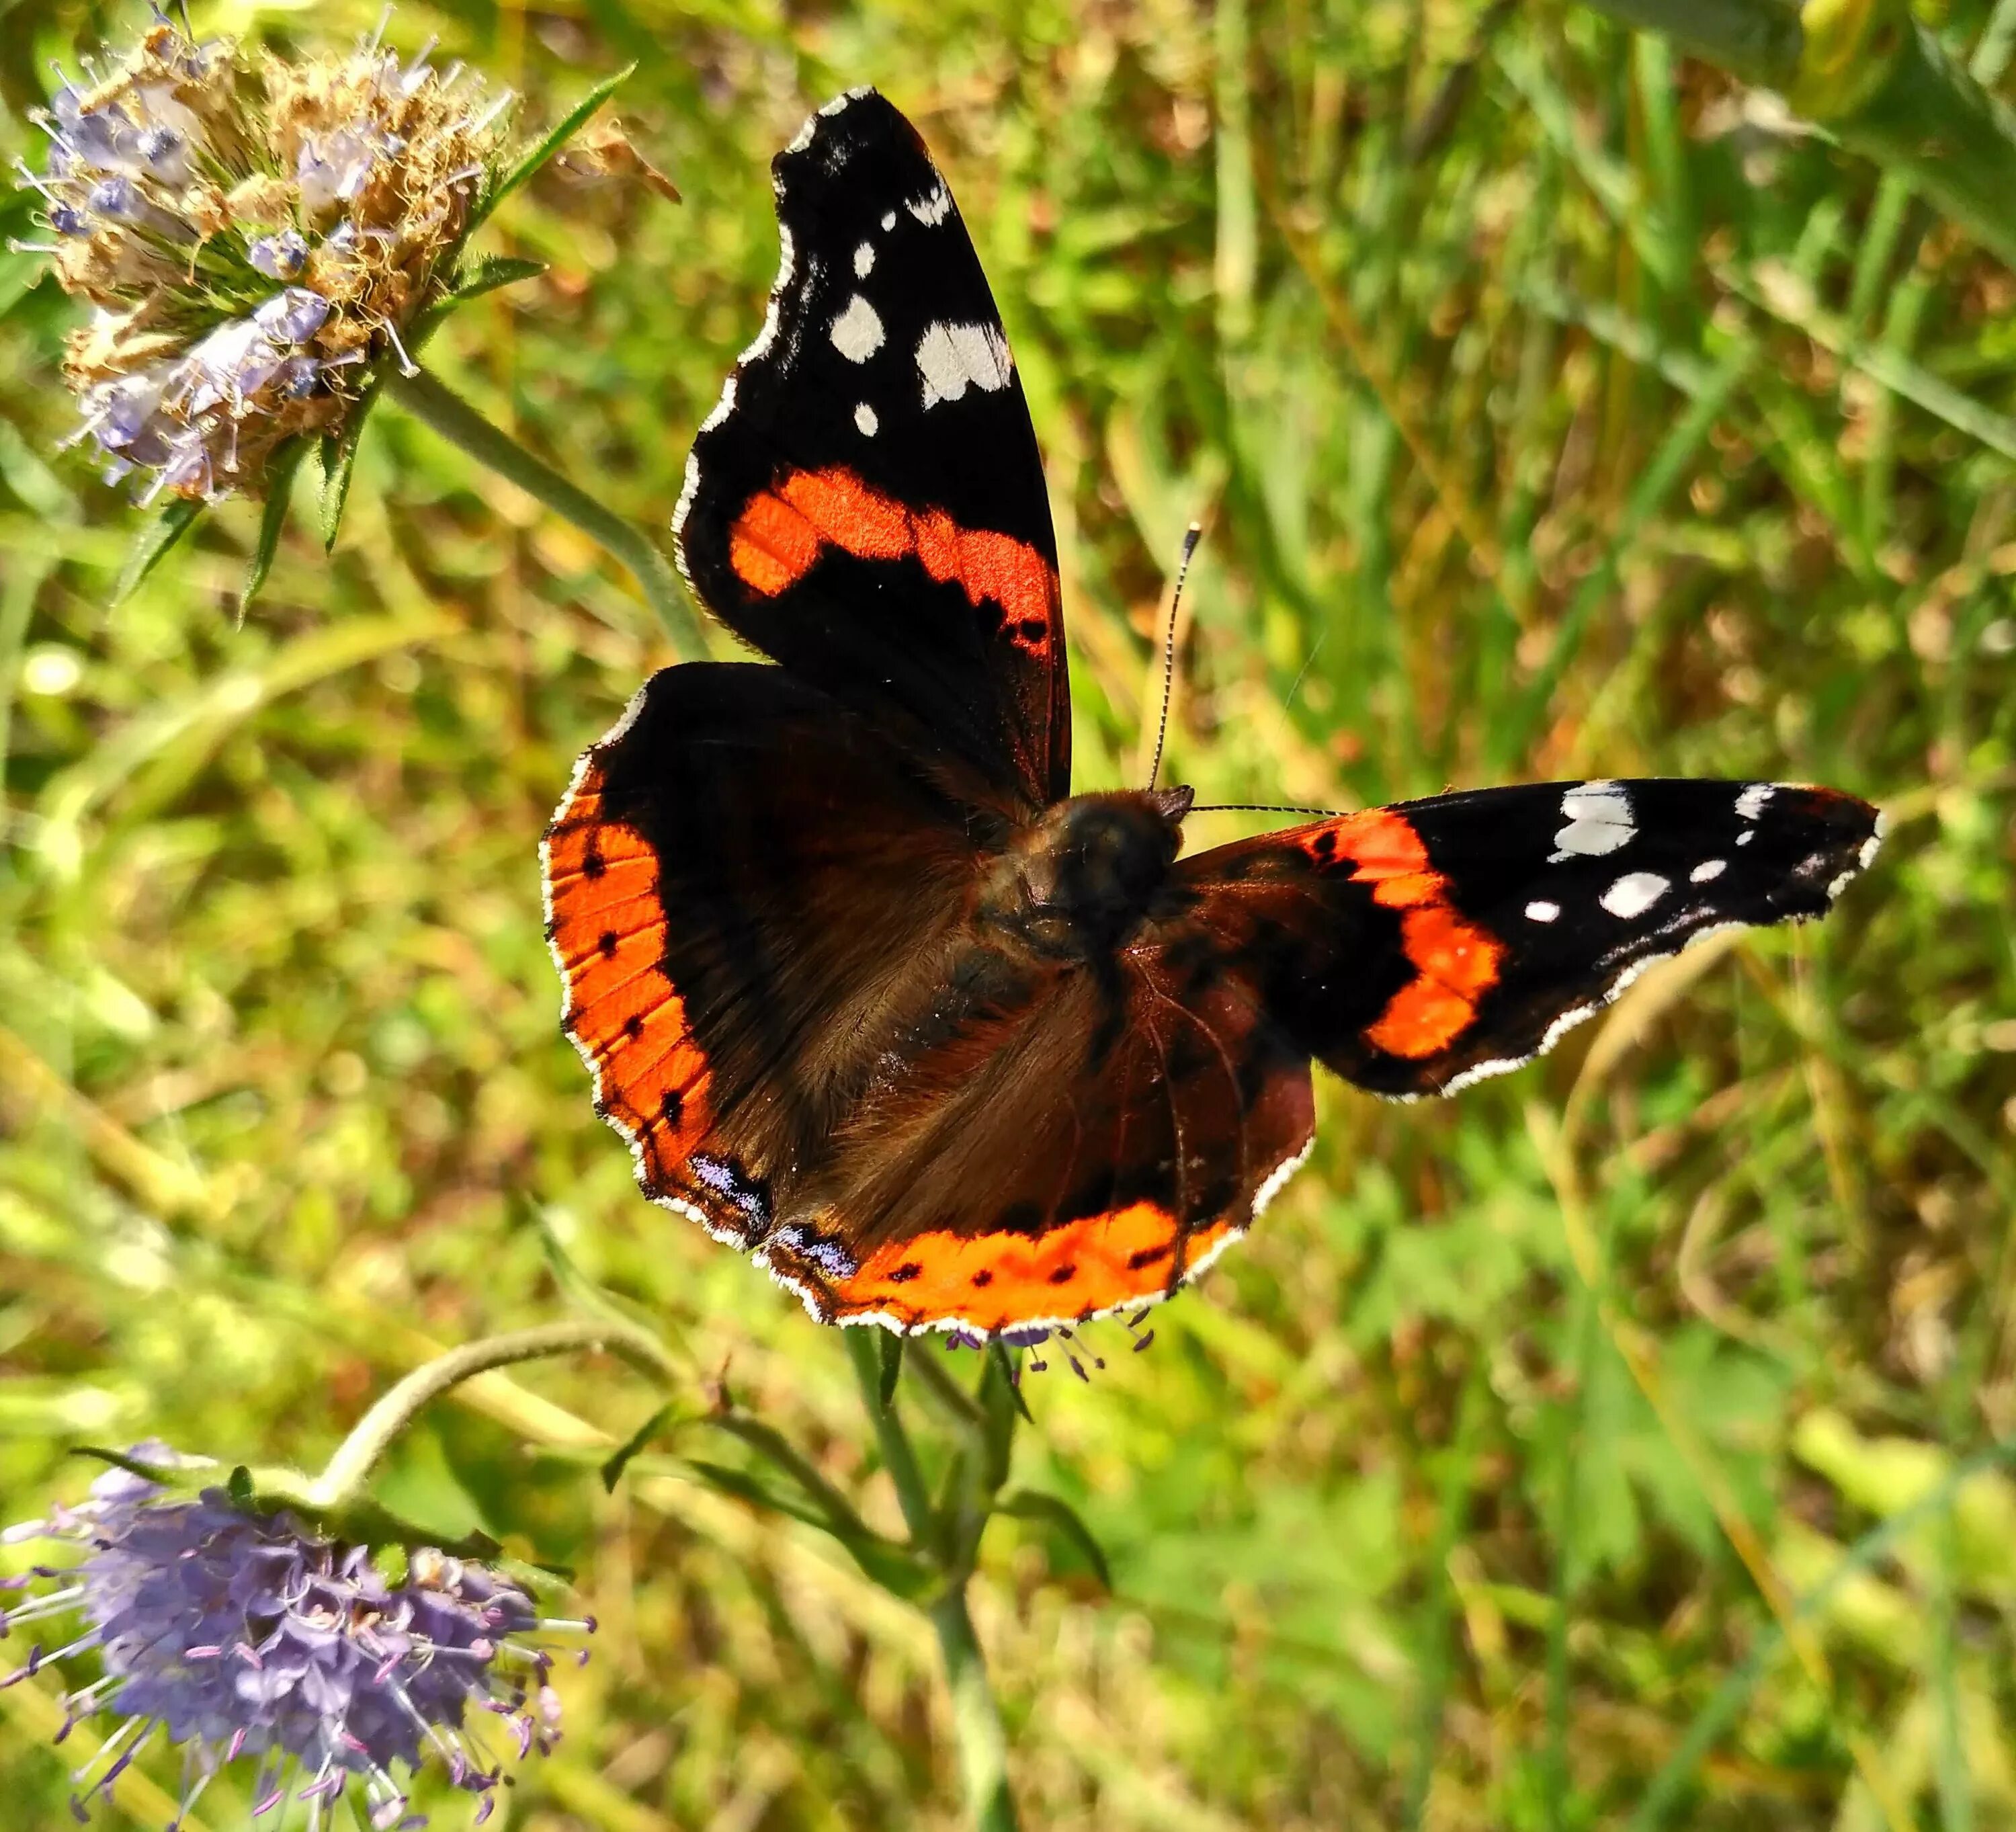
[2,1447,593,1830]
[19,10,514,507]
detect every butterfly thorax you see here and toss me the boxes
[979,786,1193,961]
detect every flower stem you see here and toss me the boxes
[845,1333,1021,1832]
[310,1317,677,1513]
[384,366,702,649]
[930,1587,1020,1832]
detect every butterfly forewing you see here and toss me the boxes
[674,88,1069,815]
[1177,778,1882,1098]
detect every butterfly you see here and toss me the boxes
[542,89,1882,1339]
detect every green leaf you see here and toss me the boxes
[876,1332,905,1410]
[112,498,202,607]
[449,254,549,302]
[989,1339,1034,1425]
[240,438,310,615]
[472,66,634,229]
[995,1488,1113,1591]
[685,1417,935,1599]
[601,1401,678,1493]
[314,394,375,552]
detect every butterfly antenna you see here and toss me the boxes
[1145,522,1202,791]
[1188,801,1350,817]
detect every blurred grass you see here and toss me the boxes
[3,0,2015,1826]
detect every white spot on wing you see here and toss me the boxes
[915,320,1013,407]
[1690,858,1726,883]
[1525,900,1560,923]
[1550,780,1635,863]
[880,209,896,231]
[1736,782,1775,821]
[829,292,884,363]
[854,241,875,278]
[854,402,878,436]
[907,182,951,225]
[1600,871,1671,919]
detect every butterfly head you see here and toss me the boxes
[984,787,1193,960]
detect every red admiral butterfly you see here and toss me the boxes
[544,89,1881,1337]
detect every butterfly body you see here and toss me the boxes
[544,89,1882,1337]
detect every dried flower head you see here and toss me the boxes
[13,11,511,503]
[1,1446,593,1829]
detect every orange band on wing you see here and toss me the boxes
[1315,808,1506,1060]
[823,1202,1232,1333]
[543,763,713,1176]
[728,465,1059,657]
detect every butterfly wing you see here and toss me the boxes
[763,937,1314,1335]
[542,661,1000,1245]
[1176,778,1882,1097]
[548,663,1309,1334]
[674,88,1068,814]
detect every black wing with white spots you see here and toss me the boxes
[1175,778,1882,1099]
[674,87,1069,814]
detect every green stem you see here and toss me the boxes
[846,1330,937,1546]
[1579,0,2016,274]
[310,1317,677,1513]
[845,1332,1021,1831]
[383,366,702,649]
[930,1587,1020,1832]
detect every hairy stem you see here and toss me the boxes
[930,1587,1020,1832]
[311,1318,677,1513]
[845,1332,1021,1831]
[384,366,701,649]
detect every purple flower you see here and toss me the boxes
[247,231,308,280]
[1,1447,594,1829]
[181,319,284,415]
[278,355,321,400]
[87,175,140,220]
[253,287,331,345]
[135,124,191,185]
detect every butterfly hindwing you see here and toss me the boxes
[543,662,995,1244]
[763,937,1314,1334]
[1179,779,1882,1097]
[674,88,1069,815]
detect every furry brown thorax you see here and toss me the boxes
[981,786,1195,960]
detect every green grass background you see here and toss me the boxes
[4,0,2016,1825]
